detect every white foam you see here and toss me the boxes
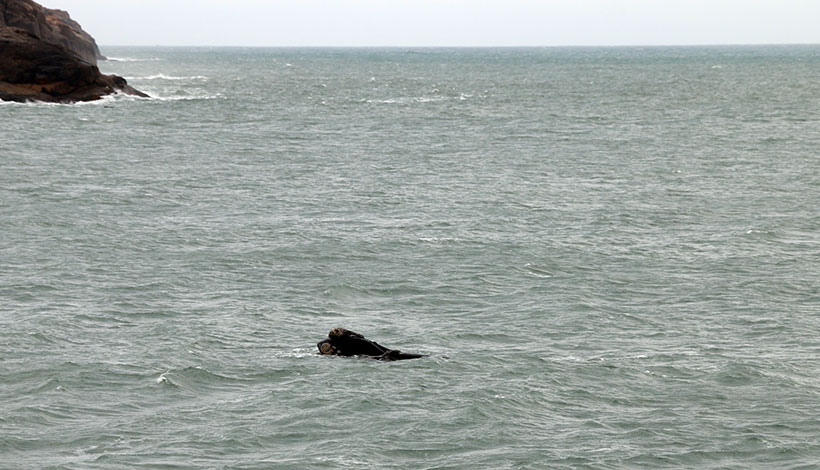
[365,95,450,105]
[0,92,125,107]
[87,90,220,103]
[1,89,224,107]
[74,93,129,106]
[105,57,159,62]
[126,74,208,81]
[0,99,61,107]
[417,236,463,244]
[277,348,319,358]
[147,94,221,102]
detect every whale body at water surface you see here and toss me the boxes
[317,328,425,361]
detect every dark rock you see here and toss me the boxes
[317,328,426,361]
[0,0,145,103]
[1,0,104,64]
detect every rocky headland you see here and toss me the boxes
[0,0,146,103]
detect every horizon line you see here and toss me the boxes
[98,42,820,49]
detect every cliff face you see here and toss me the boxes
[0,0,103,65]
[0,28,144,102]
[0,0,146,103]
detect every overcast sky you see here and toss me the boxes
[44,0,820,47]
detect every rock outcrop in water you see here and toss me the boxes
[0,0,146,103]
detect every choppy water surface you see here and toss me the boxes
[2,46,820,469]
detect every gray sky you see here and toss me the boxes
[45,0,820,47]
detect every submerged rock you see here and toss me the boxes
[0,0,146,103]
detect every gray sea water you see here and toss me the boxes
[2,46,820,469]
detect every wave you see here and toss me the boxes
[154,366,248,389]
[0,92,126,107]
[147,94,222,102]
[0,99,63,107]
[365,96,445,105]
[87,90,222,102]
[104,57,159,62]
[125,74,208,81]
[272,348,322,359]
[364,93,471,105]
[1,91,223,106]
[416,236,465,244]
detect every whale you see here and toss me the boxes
[317,328,425,361]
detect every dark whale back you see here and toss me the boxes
[317,328,425,361]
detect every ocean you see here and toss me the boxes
[1,46,819,469]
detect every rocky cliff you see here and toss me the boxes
[0,0,145,103]
[0,0,103,64]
